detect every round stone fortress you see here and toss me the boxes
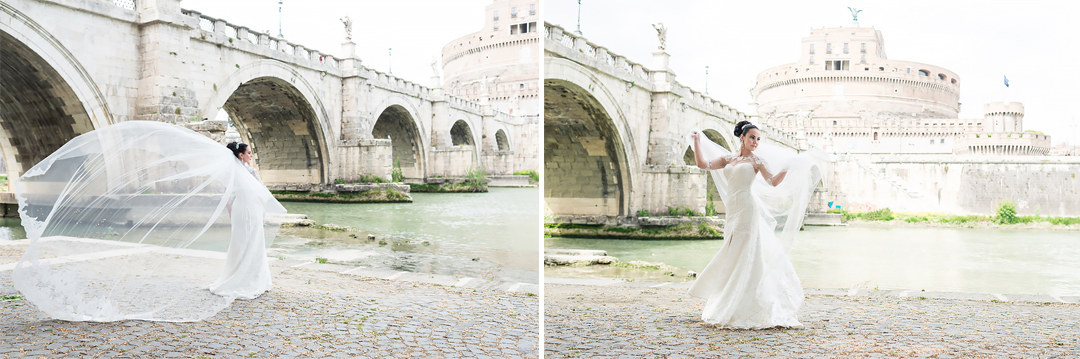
[753,25,960,120]
[441,0,539,116]
[752,22,1049,156]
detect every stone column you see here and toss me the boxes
[339,41,365,140]
[134,0,197,123]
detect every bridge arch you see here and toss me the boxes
[205,61,332,185]
[0,5,111,189]
[682,129,730,215]
[372,104,426,180]
[544,59,635,218]
[494,128,511,151]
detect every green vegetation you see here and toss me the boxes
[409,167,489,192]
[513,169,539,183]
[704,191,718,217]
[0,295,21,302]
[634,206,703,217]
[995,200,1018,225]
[832,206,1080,228]
[314,257,328,264]
[271,189,410,203]
[391,158,405,183]
[334,174,387,185]
[545,222,722,239]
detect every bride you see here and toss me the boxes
[686,121,826,329]
[13,121,285,322]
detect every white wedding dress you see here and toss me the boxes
[13,121,285,322]
[207,160,273,299]
[685,133,828,329]
[687,160,804,328]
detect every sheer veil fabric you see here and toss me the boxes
[13,121,286,322]
[686,130,829,329]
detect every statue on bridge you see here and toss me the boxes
[340,16,353,41]
[652,22,667,51]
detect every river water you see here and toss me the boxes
[279,187,539,283]
[1,187,540,284]
[547,224,1080,296]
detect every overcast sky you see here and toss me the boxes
[545,0,1080,146]
[180,0,489,88]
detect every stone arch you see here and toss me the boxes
[495,129,510,151]
[373,105,425,180]
[205,61,332,185]
[0,7,112,190]
[450,119,474,146]
[544,76,633,218]
[682,129,728,215]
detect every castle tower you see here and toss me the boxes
[983,101,1024,133]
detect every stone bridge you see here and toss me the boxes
[0,0,538,193]
[543,23,802,224]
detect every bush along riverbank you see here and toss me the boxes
[831,201,1080,230]
[270,181,412,203]
[409,167,489,193]
[545,208,723,240]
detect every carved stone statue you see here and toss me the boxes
[340,16,353,41]
[847,7,862,22]
[652,22,667,51]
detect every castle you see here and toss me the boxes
[441,0,539,117]
[752,22,1050,156]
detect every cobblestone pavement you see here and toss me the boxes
[0,241,539,358]
[545,283,1080,358]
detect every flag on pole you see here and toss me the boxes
[1004,75,1010,88]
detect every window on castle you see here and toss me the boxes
[826,43,832,54]
[493,11,499,21]
[809,44,815,54]
[529,4,536,15]
[843,43,849,54]
[511,7,518,18]
[510,24,519,34]
[918,69,930,76]
[825,60,849,71]
[861,43,867,53]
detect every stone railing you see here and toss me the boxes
[445,94,484,113]
[363,67,434,98]
[544,23,651,84]
[182,9,341,69]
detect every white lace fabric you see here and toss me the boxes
[686,131,829,329]
[14,121,286,322]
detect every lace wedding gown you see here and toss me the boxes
[685,132,828,329]
[687,160,804,329]
[13,121,285,322]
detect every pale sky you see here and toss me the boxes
[179,0,490,88]
[545,0,1080,146]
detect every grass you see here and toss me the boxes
[334,174,387,185]
[635,206,702,217]
[833,205,1080,227]
[271,189,410,203]
[513,169,539,183]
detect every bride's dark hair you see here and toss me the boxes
[226,142,249,159]
[734,121,758,137]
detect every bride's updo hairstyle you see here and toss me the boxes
[226,142,249,160]
[734,120,759,138]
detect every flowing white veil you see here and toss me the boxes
[14,121,286,322]
[689,130,829,252]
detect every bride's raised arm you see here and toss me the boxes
[753,156,788,186]
[692,131,729,170]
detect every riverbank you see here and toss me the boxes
[833,208,1080,231]
[545,218,723,240]
[545,281,1079,358]
[0,240,538,358]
